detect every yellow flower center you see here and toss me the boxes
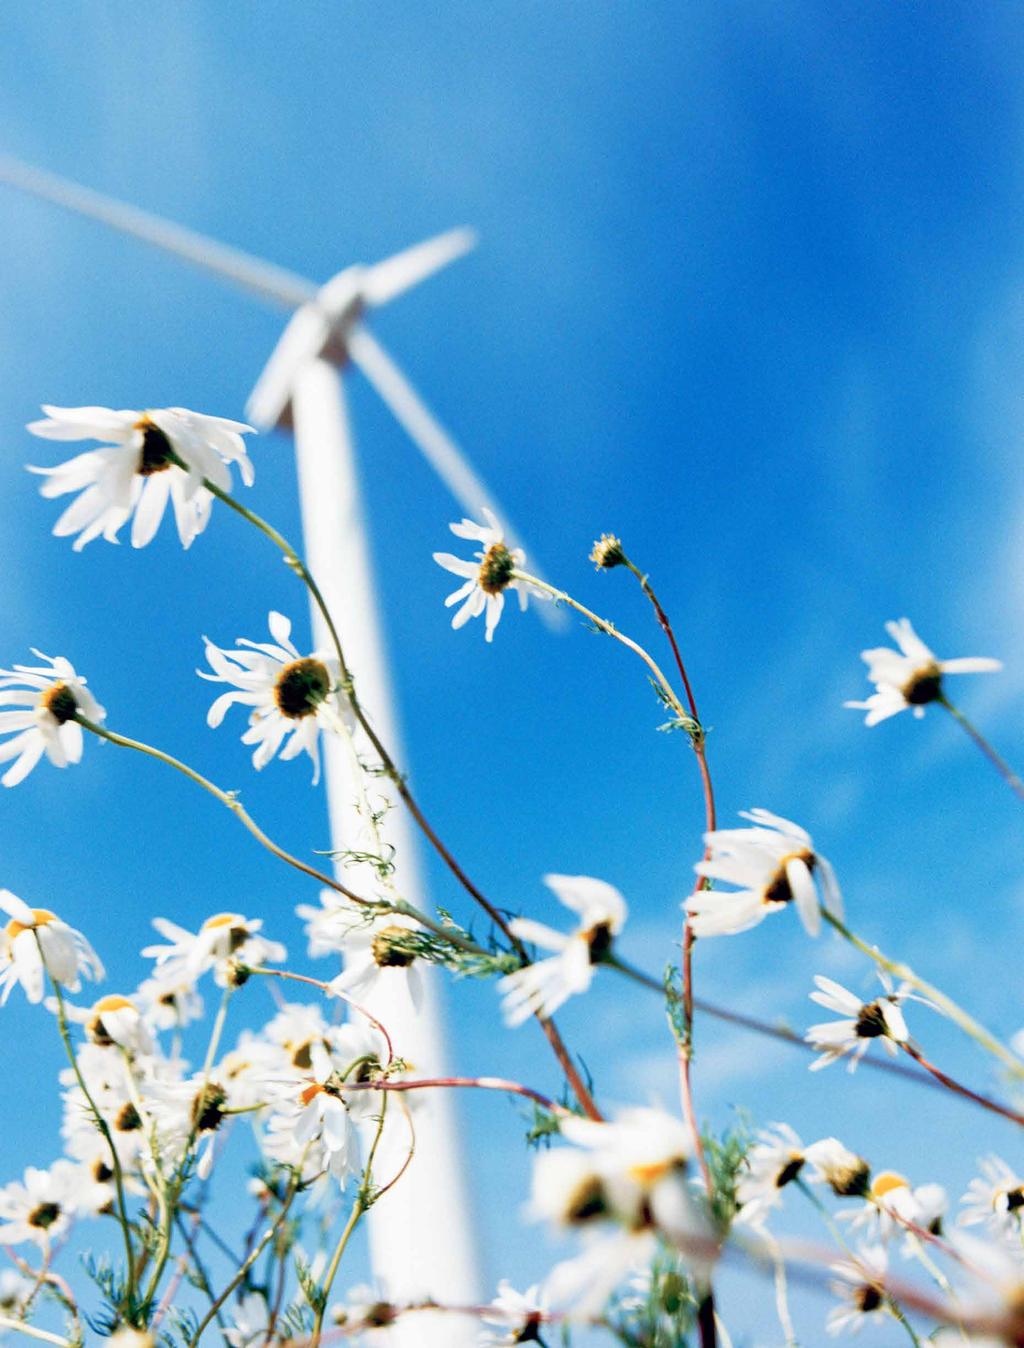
[871,1170,909,1199]
[93,995,135,1014]
[762,849,815,906]
[273,658,331,720]
[5,908,57,939]
[40,681,78,725]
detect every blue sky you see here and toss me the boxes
[2,3,1024,1342]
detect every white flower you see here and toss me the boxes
[200,612,351,785]
[960,1156,1024,1238]
[498,875,627,1026]
[142,912,284,985]
[839,1170,947,1245]
[320,900,427,1011]
[135,974,204,1031]
[479,1280,549,1346]
[433,508,536,642]
[0,1269,33,1320]
[805,1138,871,1199]
[0,1160,105,1247]
[224,1291,270,1348]
[845,618,1001,726]
[826,1245,890,1336]
[735,1123,807,1228]
[805,972,912,1072]
[265,1045,359,1186]
[0,651,104,787]
[53,993,154,1054]
[27,403,254,550]
[685,809,842,938]
[0,891,104,1004]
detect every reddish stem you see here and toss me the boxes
[902,1042,1024,1127]
[336,1073,565,1114]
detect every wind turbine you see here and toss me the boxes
[0,154,540,1343]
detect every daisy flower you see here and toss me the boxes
[960,1156,1024,1238]
[685,808,842,939]
[805,1138,872,1199]
[265,1045,359,1186]
[735,1123,807,1228]
[826,1245,891,1336]
[840,1170,947,1244]
[135,973,204,1031]
[27,403,254,550]
[0,1160,106,1247]
[142,912,284,986]
[0,891,103,1005]
[0,1269,33,1319]
[498,874,627,1027]
[326,905,427,1011]
[805,972,912,1072]
[479,1280,550,1346]
[845,618,1001,726]
[200,611,351,784]
[54,992,154,1055]
[0,651,104,787]
[432,507,536,642]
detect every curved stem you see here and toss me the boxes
[901,1043,1024,1126]
[0,1319,71,1348]
[822,910,1024,1079]
[48,977,137,1318]
[940,695,1024,804]
[334,1074,564,1113]
[204,483,602,1121]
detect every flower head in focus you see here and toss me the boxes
[142,912,284,987]
[28,404,254,550]
[0,651,104,787]
[845,618,1001,726]
[200,611,351,785]
[685,809,842,939]
[433,508,536,641]
[0,891,103,1005]
[499,875,627,1027]
[805,973,913,1072]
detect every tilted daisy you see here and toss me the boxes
[826,1244,891,1336]
[499,875,627,1027]
[0,891,103,1004]
[432,507,536,642]
[0,1269,33,1320]
[805,973,912,1072]
[0,651,104,787]
[960,1156,1024,1238]
[326,904,427,1012]
[142,912,284,986]
[685,809,842,939]
[845,618,1001,726]
[839,1170,947,1245]
[200,611,351,785]
[27,403,254,550]
[52,992,154,1055]
[479,1280,550,1347]
[735,1123,807,1228]
[805,1138,872,1199]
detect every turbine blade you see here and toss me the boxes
[347,326,566,630]
[247,306,332,430]
[0,154,316,312]
[361,228,477,307]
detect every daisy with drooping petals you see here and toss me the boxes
[0,651,104,787]
[52,993,154,1055]
[735,1123,808,1228]
[0,891,103,1005]
[27,403,254,550]
[200,611,351,785]
[826,1245,891,1336]
[685,809,842,939]
[805,973,912,1072]
[498,875,627,1027]
[845,618,1001,726]
[433,507,537,641]
[839,1170,947,1245]
[805,1138,872,1199]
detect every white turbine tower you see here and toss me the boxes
[0,155,545,1343]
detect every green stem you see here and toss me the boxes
[187,1159,307,1348]
[312,1101,390,1347]
[940,695,1024,804]
[822,910,1024,1079]
[888,1299,924,1346]
[48,976,138,1317]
